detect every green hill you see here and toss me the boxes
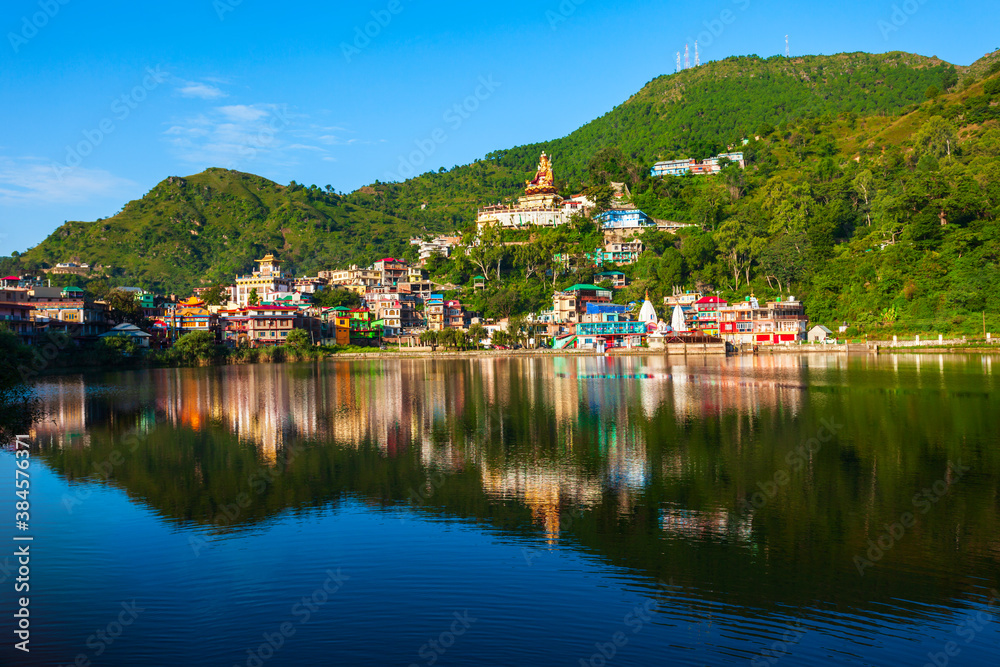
[15,169,450,293]
[351,51,959,225]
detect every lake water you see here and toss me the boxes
[2,354,999,666]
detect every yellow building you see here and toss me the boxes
[235,254,293,307]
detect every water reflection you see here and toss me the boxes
[26,354,1000,620]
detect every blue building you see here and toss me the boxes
[596,208,654,230]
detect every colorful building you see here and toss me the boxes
[244,305,298,346]
[596,208,655,231]
[717,296,808,345]
[157,297,217,341]
[692,296,727,337]
[372,258,409,287]
[651,152,745,177]
[601,241,644,265]
[0,288,33,342]
[28,286,108,338]
[235,254,293,307]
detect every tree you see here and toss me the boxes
[465,223,507,281]
[419,330,439,347]
[105,289,148,327]
[170,331,218,364]
[914,116,957,159]
[247,288,260,306]
[285,329,311,349]
[467,323,486,347]
[313,289,361,309]
[587,146,641,185]
[852,169,875,226]
[201,285,228,306]
[583,184,613,213]
[99,335,139,359]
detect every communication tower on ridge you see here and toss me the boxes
[785,35,790,58]
[676,51,681,73]
[684,43,690,69]
[695,41,700,67]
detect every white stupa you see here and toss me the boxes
[671,305,688,333]
[638,291,658,324]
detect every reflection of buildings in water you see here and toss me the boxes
[659,502,752,542]
[30,376,89,449]
[481,464,603,541]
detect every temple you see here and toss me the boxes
[477,152,591,230]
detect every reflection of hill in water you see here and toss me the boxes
[31,355,1000,614]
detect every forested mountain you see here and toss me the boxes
[13,169,453,294]
[7,49,1000,333]
[348,51,959,224]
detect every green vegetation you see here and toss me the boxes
[15,170,442,294]
[5,50,1000,335]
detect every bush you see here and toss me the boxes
[170,331,219,365]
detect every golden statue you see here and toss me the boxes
[525,152,557,195]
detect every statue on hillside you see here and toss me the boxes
[525,152,557,195]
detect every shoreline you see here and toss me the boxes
[325,345,1000,360]
[24,343,1000,378]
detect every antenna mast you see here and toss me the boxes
[695,41,700,67]
[684,43,690,69]
[676,51,681,73]
[785,35,789,58]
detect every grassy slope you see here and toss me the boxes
[21,169,444,293]
[349,52,958,227]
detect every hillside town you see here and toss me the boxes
[1,152,815,353]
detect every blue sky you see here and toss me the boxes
[1,0,996,254]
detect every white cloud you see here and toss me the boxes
[0,156,136,205]
[318,134,358,146]
[164,104,295,169]
[288,143,327,152]
[217,105,269,122]
[178,81,228,100]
